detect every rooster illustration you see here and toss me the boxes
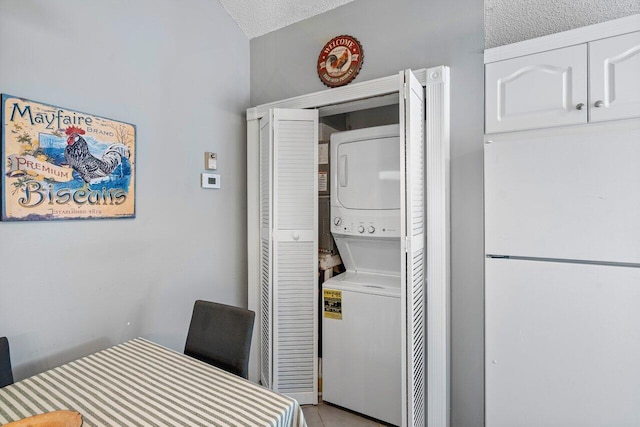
[327,48,350,72]
[64,126,130,184]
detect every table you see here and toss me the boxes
[0,338,307,427]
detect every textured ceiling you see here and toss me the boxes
[220,0,640,47]
[485,0,640,48]
[217,0,355,39]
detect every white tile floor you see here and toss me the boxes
[302,401,388,427]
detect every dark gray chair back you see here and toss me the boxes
[1,337,14,388]
[184,300,255,379]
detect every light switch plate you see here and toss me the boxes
[201,173,220,189]
[205,152,217,170]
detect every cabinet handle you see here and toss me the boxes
[576,103,585,110]
[594,100,604,108]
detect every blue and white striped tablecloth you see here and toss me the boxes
[0,338,307,427]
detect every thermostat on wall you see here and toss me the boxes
[201,173,220,189]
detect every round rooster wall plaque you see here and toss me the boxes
[317,35,363,87]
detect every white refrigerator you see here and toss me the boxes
[484,121,640,427]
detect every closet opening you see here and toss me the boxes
[247,66,450,427]
[316,99,402,425]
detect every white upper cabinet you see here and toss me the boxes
[486,29,640,134]
[485,45,587,133]
[589,30,640,123]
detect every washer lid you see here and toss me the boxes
[334,235,400,275]
[323,271,400,297]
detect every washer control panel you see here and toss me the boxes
[331,213,400,238]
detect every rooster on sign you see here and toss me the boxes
[327,48,350,74]
[64,126,130,184]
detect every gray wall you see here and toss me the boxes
[250,1,485,426]
[0,0,249,380]
[485,0,640,48]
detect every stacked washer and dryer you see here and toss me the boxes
[322,124,402,426]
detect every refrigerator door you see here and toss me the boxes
[485,122,640,264]
[486,257,640,427]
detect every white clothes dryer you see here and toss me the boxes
[330,124,401,239]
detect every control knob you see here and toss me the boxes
[333,217,342,226]
[358,225,365,233]
[368,226,375,234]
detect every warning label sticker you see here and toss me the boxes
[323,289,342,319]
[318,171,328,192]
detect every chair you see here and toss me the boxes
[1,336,14,388]
[184,300,255,379]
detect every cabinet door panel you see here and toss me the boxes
[590,30,640,123]
[485,45,587,133]
[266,108,319,405]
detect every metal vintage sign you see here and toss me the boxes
[317,35,364,87]
[1,94,136,221]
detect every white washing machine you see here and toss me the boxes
[322,124,401,426]
[322,241,401,426]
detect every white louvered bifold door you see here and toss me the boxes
[259,117,273,389]
[270,108,318,405]
[400,69,426,427]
